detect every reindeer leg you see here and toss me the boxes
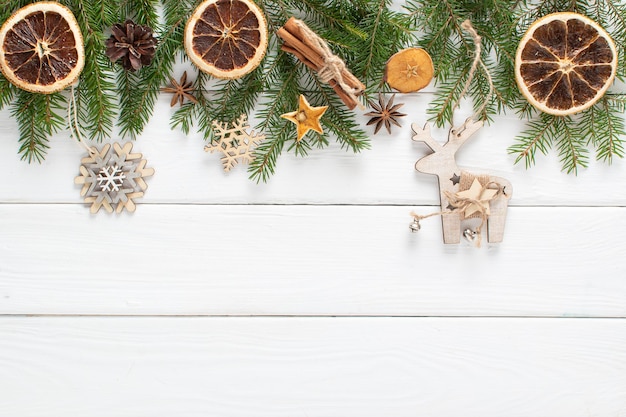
[486,177,512,243]
[441,212,461,244]
[486,201,508,242]
[437,179,461,244]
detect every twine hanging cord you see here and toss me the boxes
[453,19,494,124]
[293,19,364,110]
[410,21,500,245]
[67,85,96,156]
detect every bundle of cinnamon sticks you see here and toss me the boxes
[277,17,365,110]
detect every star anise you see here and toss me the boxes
[365,93,406,134]
[161,71,198,107]
[105,20,157,72]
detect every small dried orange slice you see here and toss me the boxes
[515,12,617,116]
[0,2,84,94]
[384,48,434,93]
[184,0,268,79]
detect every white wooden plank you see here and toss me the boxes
[1,93,625,206]
[1,204,624,316]
[0,316,624,417]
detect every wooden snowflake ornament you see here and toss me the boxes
[205,114,265,172]
[74,143,155,213]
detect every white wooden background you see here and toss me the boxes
[1,11,626,415]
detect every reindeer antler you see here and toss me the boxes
[449,118,484,143]
[411,122,442,152]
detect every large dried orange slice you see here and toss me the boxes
[0,2,84,94]
[384,48,434,93]
[515,12,617,116]
[184,0,267,79]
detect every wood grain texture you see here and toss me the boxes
[1,11,625,415]
[1,204,624,316]
[0,94,624,206]
[0,317,624,417]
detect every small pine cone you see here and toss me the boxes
[105,20,157,72]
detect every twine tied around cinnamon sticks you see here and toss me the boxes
[277,17,365,110]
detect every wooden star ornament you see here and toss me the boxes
[455,178,498,218]
[281,95,328,141]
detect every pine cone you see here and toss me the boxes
[105,20,157,71]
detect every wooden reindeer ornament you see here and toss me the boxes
[411,119,512,244]
[409,20,512,245]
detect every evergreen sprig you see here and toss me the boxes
[406,0,519,127]
[5,0,623,177]
[1,0,414,181]
[67,0,117,141]
[409,0,626,173]
[508,0,626,172]
[10,90,66,162]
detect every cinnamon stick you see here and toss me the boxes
[277,17,365,110]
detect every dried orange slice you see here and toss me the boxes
[515,12,617,116]
[184,0,268,79]
[384,48,434,93]
[0,2,84,94]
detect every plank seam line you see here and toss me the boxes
[0,314,624,319]
[0,202,624,208]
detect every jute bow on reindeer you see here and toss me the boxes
[409,20,511,247]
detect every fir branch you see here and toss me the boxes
[0,76,16,110]
[117,0,186,138]
[555,116,588,174]
[2,0,417,175]
[10,91,65,163]
[508,113,555,169]
[305,71,370,153]
[249,53,301,182]
[509,0,626,172]
[410,0,520,126]
[210,66,265,124]
[413,0,626,173]
[170,101,196,135]
[120,0,159,26]
[67,0,117,141]
[582,96,626,163]
[248,122,288,183]
[427,57,470,126]
[256,53,301,133]
[284,0,365,38]
[358,0,386,83]
[353,0,416,94]
[1,0,30,22]
[598,0,626,78]
[116,70,144,138]
[170,71,213,136]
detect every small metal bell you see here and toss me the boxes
[463,228,477,242]
[409,218,421,233]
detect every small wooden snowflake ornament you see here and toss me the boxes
[74,143,154,213]
[205,114,265,172]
